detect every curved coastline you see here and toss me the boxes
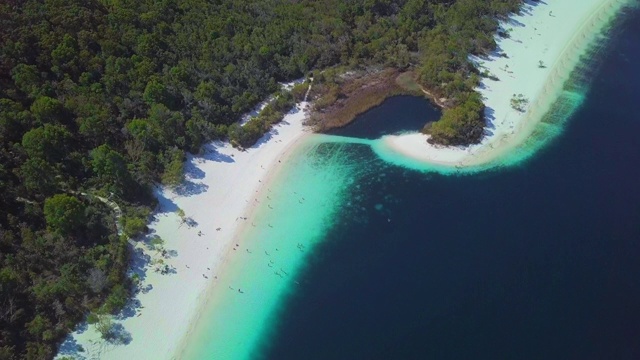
[377,0,632,172]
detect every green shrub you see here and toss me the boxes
[122,216,146,238]
[228,91,294,149]
[95,315,114,340]
[87,312,99,324]
[161,148,185,187]
[291,82,309,101]
[43,194,86,235]
[102,284,128,314]
[428,92,485,146]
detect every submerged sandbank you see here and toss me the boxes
[379,0,631,171]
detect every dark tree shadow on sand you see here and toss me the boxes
[184,162,206,180]
[115,298,142,321]
[58,336,87,359]
[154,188,179,214]
[129,247,151,283]
[104,324,132,346]
[174,180,209,197]
[201,142,235,163]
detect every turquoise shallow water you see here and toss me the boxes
[311,80,588,176]
[182,140,376,359]
[182,3,637,359]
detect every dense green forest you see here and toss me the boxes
[0,0,522,358]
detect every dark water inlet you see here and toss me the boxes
[326,95,440,139]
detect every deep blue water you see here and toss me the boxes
[259,9,640,360]
[327,95,438,139]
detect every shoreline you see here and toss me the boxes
[58,101,312,360]
[380,0,631,170]
[176,119,362,360]
[171,120,311,360]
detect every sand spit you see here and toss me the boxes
[382,0,631,169]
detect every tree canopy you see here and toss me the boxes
[43,194,86,236]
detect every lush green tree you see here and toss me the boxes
[143,78,168,105]
[30,97,64,125]
[21,124,71,163]
[51,34,78,75]
[427,92,485,145]
[11,64,41,98]
[90,145,132,195]
[17,158,59,196]
[161,148,185,187]
[102,284,128,314]
[26,315,52,339]
[0,99,30,143]
[122,216,146,238]
[43,194,86,235]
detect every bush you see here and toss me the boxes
[228,90,295,149]
[42,330,55,342]
[428,92,485,146]
[122,216,146,238]
[95,315,114,340]
[149,235,165,250]
[102,284,128,314]
[161,148,185,187]
[291,82,309,101]
[510,93,529,112]
[273,90,294,112]
[43,194,86,235]
[26,315,51,338]
[313,84,340,111]
[87,313,99,324]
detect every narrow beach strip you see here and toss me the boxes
[380,0,631,169]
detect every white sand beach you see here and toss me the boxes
[383,0,630,168]
[57,98,311,359]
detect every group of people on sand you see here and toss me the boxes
[183,157,309,298]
